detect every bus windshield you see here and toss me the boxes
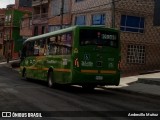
[79,29,118,47]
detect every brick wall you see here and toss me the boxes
[48,0,72,27]
[20,14,32,37]
[48,14,71,25]
[72,0,111,13]
[71,0,160,75]
[115,0,160,74]
[20,26,33,37]
[71,0,112,27]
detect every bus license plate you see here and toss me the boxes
[96,76,103,80]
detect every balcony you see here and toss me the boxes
[32,13,48,19]
[32,0,48,6]
[4,22,12,27]
[32,13,48,24]
[3,34,11,41]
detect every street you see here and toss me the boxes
[0,65,160,120]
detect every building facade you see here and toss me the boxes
[32,0,48,36]
[15,0,32,8]
[0,9,5,59]
[20,13,33,40]
[71,0,160,75]
[48,0,72,32]
[3,9,29,60]
[19,0,33,43]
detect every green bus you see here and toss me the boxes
[20,26,121,89]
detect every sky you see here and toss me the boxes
[0,0,15,8]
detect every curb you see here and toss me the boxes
[101,87,160,99]
[140,70,160,75]
[137,78,160,86]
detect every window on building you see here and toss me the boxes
[42,26,46,34]
[29,19,32,27]
[5,15,8,22]
[9,15,12,22]
[127,45,145,64]
[0,33,3,38]
[51,0,69,16]
[49,26,61,32]
[42,7,47,13]
[92,14,105,25]
[75,15,85,25]
[120,15,144,33]
[34,26,38,36]
[52,0,61,16]
[49,25,70,32]
[63,0,69,14]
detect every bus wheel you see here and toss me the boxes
[48,71,54,88]
[22,69,27,80]
[82,85,95,91]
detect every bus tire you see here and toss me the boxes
[48,71,54,88]
[22,68,27,80]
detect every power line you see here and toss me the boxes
[72,0,119,13]
[32,0,155,27]
[38,0,154,20]
[72,0,154,13]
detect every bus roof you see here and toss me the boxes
[24,26,77,44]
[24,26,118,44]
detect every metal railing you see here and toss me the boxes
[32,0,48,6]
[3,34,10,41]
[32,13,48,19]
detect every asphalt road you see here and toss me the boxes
[0,65,160,120]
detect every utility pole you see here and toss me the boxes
[60,0,64,29]
[112,0,115,28]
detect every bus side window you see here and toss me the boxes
[34,48,39,56]
[59,45,71,55]
[26,42,34,57]
[50,44,57,55]
[39,39,46,56]
[20,45,27,61]
[59,33,72,55]
[34,41,39,56]
[48,32,72,55]
[67,46,72,54]
[66,33,72,46]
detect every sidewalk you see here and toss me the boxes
[107,72,160,97]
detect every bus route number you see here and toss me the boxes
[102,34,116,40]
